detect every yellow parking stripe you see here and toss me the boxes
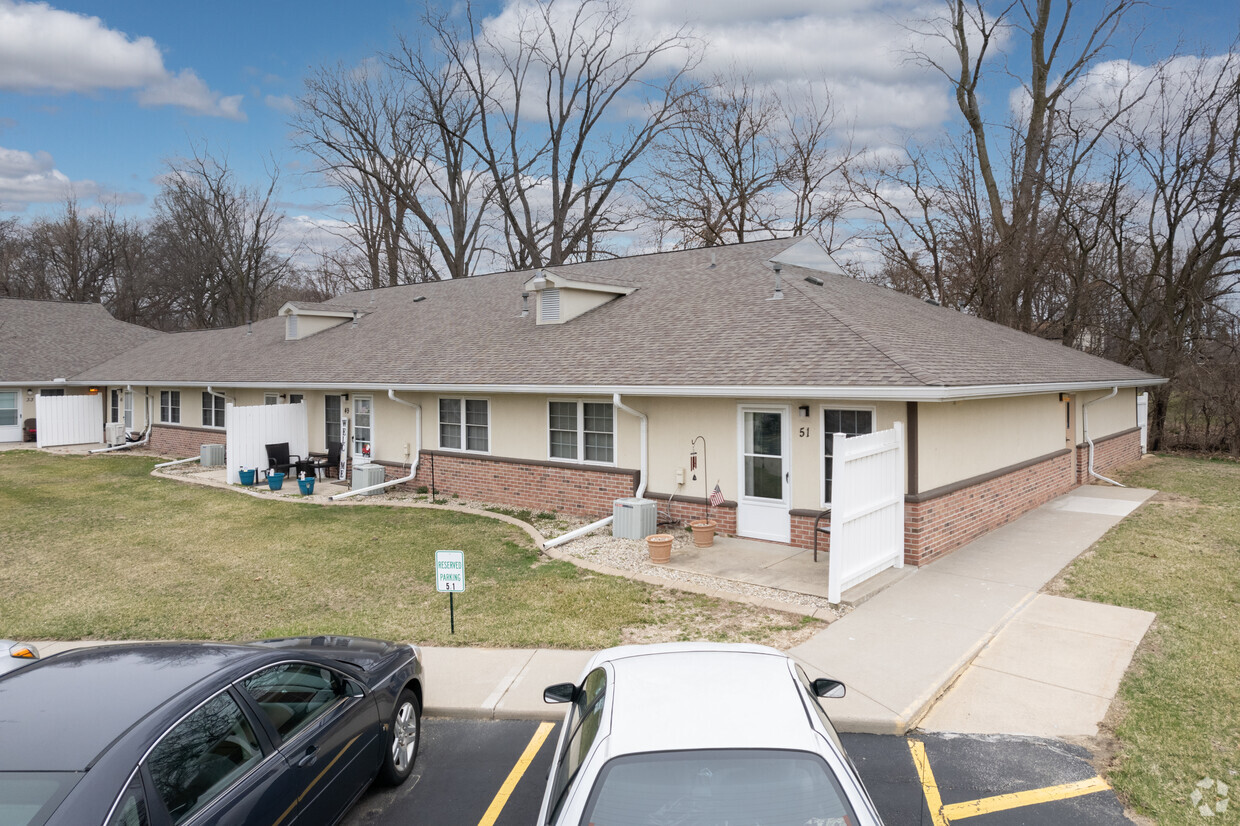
[908,740,949,826]
[942,776,1112,820]
[477,721,556,826]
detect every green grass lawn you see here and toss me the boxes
[0,451,819,649]
[1059,454,1240,825]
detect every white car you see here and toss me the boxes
[537,642,884,826]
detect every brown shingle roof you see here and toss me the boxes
[73,239,1160,394]
[0,298,163,383]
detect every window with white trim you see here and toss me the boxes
[352,395,373,459]
[289,393,304,405]
[160,390,180,424]
[439,398,489,452]
[549,401,614,464]
[822,408,873,505]
[201,392,225,428]
[264,393,278,405]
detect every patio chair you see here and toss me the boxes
[813,508,831,562]
[309,442,342,480]
[265,442,301,478]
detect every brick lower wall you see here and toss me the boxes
[904,450,1077,566]
[648,496,738,535]
[1076,428,1142,484]
[150,425,225,458]
[372,451,640,519]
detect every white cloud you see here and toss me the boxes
[0,144,141,211]
[264,94,298,115]
[0,0,244,119]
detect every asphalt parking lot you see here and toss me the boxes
[342,717,1133,826]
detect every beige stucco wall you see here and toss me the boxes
[1074,387,1137,444]
[917,394,1068,492]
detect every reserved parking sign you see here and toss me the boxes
[435,550,465,592]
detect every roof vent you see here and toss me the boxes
[521,291,530,317]
[540,289,561,322]
[413,296,426,303]
[246,320,253,335]
[351,309,359,328]
[767,263,784,301]
[925,298,940,306]
[709,252,716,269]
[804,276,824,287]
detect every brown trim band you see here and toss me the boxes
[789,508,831,518]
[1075,426,1141,449]
[905,448,1072,504]
[392,449,642,480]
[645,490,738,508]
[151,423,223,436]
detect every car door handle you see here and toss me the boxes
[297,746,318,768]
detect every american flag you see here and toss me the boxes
[709,483,725,507]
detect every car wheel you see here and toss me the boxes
[379,688,420,785]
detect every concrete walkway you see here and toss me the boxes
[788,484,1156,734]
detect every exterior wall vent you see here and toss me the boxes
[540,289,561,322]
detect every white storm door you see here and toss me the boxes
[0,391,20,442]
[737,406,791,542]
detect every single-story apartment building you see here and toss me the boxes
[0,297,164,444]
[55,237,1161,565]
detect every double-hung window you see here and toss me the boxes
[822,408,873,505]
[549,401,614,464]
[201,392,225,429]
[439,398,489,452]
[160,390,180,424]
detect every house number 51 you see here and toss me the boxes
[799,427,810,437]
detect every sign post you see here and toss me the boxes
[435,550,465,633]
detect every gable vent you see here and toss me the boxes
[540,289,561,322]
[285,314,298,340]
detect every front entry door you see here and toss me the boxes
[737,406,790,542]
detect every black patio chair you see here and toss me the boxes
[813,508,831,562]
[309,442,342,479]
[265,442,301,478]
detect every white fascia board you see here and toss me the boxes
[100,377,1164,401]
[278,302,358,319]
[520,274,636,295]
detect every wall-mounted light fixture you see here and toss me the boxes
[798,405,810,418]
[342,393,349,401]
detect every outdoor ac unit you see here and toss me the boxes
[612,498,656,540]
[105,423,126,446]
[200,444,225,466]
[352,463,386,495]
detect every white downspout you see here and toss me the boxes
[330,389,421,500]
[1082,386,1126,487]
[89,386,152,453]
[544,393,648,550]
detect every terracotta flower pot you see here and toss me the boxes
[689,519,717,547]
[646,533,673,564]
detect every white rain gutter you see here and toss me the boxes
[89,386,152,453]
[1082,386,1126,487]
[330,389,421,500]
[544,393,648,551]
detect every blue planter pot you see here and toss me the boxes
[239,469,256,486]
[298,478,315,495]
[267,472,285,491]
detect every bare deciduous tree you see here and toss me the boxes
[433,0,700,267]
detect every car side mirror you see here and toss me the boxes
[812,678,846,699]
[543,682,578,704]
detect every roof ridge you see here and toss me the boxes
[783,267,946,387]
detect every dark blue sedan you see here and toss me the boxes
[0,636,424,826]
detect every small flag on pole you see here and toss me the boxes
[709,483,725,507]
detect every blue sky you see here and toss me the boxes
[1,0,1237,235]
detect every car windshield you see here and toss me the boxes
[0,772,82,826]
[580,749,858,826]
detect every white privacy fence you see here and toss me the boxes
[35,394,103,448]
[225,402,309,485]
[827,422,905,604]
[1137,392,1149,454]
